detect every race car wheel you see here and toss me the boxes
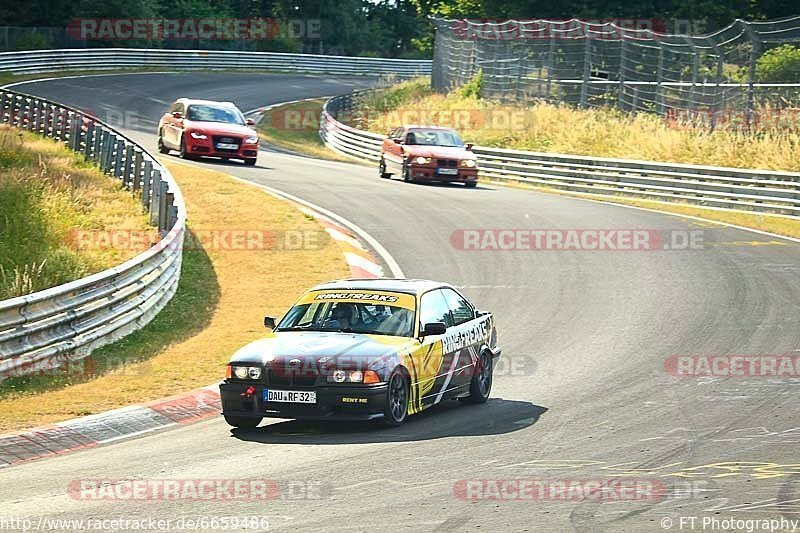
[462,351,493,404]
[244,158,257,166]
[383,371,409,426]
[379,157,391,179]
[157,131,169,154]
[224,415,262,430]
[402,161,413,183]
[465,181,478,188]
[179,135,190,159]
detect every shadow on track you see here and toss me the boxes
[230,397,546,445]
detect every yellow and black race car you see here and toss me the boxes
[219,278,501,429]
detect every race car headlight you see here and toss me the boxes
[413,156,431,165]
[326,369,376,383]
[190,131,208,140]
[232,365,261,380]
[244,135,259,144]
[460,159,476,167]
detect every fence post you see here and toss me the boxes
[656,42,665,115]
[546,32,555,101]
[739,20,761,131]
[618,37,627,111]
[580,34,592,108]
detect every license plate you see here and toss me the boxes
[216,142,238,150]
[264,389,316,404]
[437,168,459,175]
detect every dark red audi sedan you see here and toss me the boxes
[157,98,259,166]
[379,125,478,187]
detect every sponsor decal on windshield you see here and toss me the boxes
[301,290,416,310]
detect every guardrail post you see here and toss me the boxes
[132,150,143,191]
[123,145,134,187]
[92,124,102,160]
[57,108,68,142]
[141,159,153,210]
[68,114,79,151]
[149,170,162,226]
[0,92,7,123]
[35,100,46,134]
[100,130,112,172]
[158,180,169,233]
[113,139,125,178]
[83,121,95,159]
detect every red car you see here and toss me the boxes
[157,98,259,166]
[379,125,478,187]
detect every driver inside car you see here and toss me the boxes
[324,303,361,330]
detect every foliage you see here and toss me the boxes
[756,45,800,82]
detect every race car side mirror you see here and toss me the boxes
[422,322,447,336]
[474,308,489,317]
[246,118,255,125]
[172,111,182,119]
[465,143,473,151]
[264,316,276,329]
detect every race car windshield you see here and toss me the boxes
[186,104,245,125]
[276,301,416,337]
[406,128,464,147]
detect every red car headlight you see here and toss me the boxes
[244,135,259,144]
[412,156,431,165]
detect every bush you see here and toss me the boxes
[756,45,800,82]
[458,69,483,99]
[14,33,51,51]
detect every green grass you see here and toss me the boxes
[0,126,151,299]
[0,228,219,398]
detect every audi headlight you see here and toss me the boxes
[190,131,208,140]
[460,159,476,167]
[413,156,431,164]
[232,365,261,380]
[244,135,259,144]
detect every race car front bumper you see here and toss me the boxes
[219,381,389,421]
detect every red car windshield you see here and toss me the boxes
[186,104,245,125]
[406,128,464,147]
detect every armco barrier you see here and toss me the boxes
[320,92,800,217]
[0,48,431,77]
[0,88,185,378]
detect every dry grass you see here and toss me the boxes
[359,78,800,172]
[0,125,151,299]
[256,99,360,163]
[0,161,349,432]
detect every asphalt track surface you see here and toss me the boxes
[2,73,800,532]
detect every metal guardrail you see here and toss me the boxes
[320,92,800,217]
[0,48,431,77]
[0,88,185,378]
